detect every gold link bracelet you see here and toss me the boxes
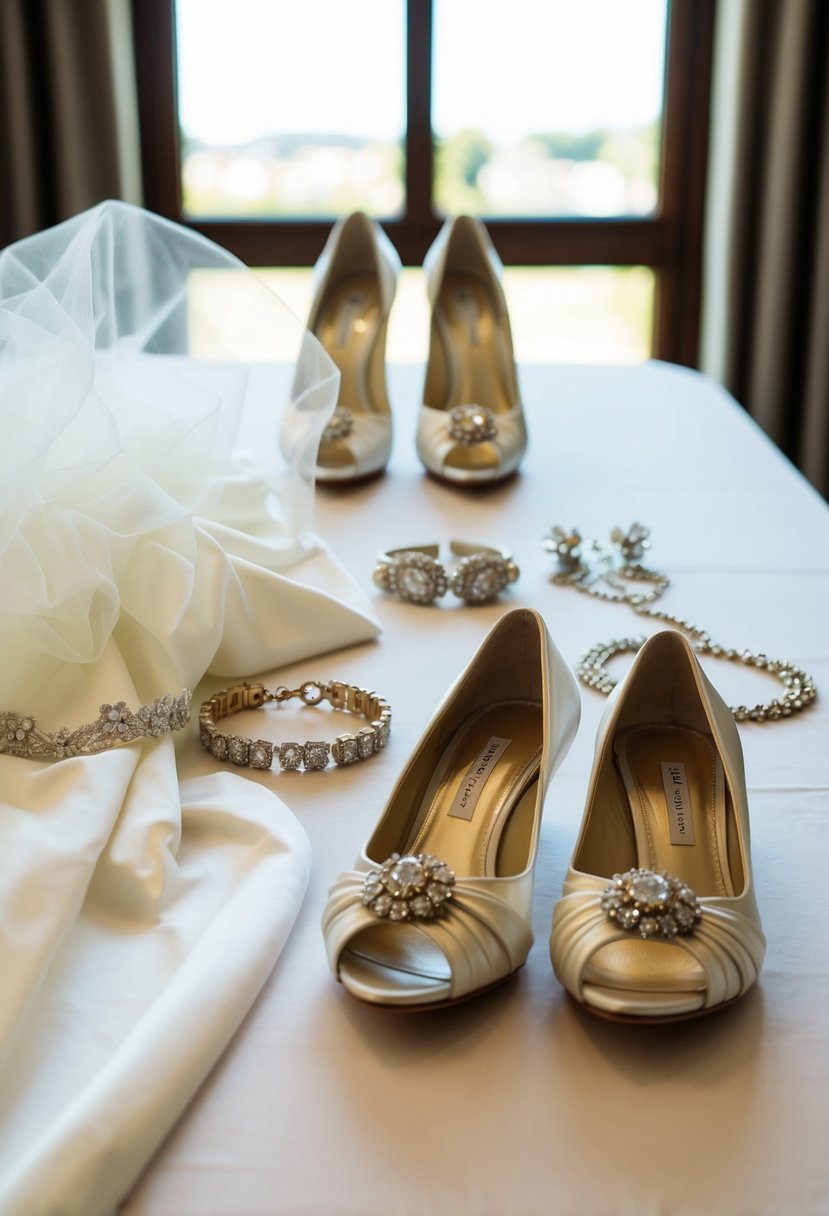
[199,680,391,771]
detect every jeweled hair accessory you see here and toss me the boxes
[544,522,817,723]
[200,679,391,771]
[373,541,519,606]
[0,690,193,760]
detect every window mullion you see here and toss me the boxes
[653,0,715,365]
[133,0,181,219]
[135,0,712,364]
[404,0,434,239]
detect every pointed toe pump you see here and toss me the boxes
[417,216,527,487]
[308,211,400,484]
[550,630,766,1023]
[322,608,581,1010]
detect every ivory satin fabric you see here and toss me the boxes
[125,363,829,1216]
[0,205,380,1215]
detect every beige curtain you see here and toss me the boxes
[0,0,142,248]
[701,0,829,497]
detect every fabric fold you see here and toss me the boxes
[0,201,376,1214]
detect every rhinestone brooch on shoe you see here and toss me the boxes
[322,406,354,443]
[361,853,456,921]
[448,404,497,445]
[601,868,701,939]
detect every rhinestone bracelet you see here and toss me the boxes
[577,635,817,722]
[373,541,519,606]
[0,690,193,761]
[545,523,818,723]
[199,679,391,771]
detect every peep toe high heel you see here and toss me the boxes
[323,608,580,1010]
[417,216,527,486]
[550,630,766,1023]
[307,211,399,484]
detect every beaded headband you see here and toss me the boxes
[0,690,193,760]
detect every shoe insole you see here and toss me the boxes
[314,273,383,415]
[581,725,732,1007]
[405,701,542,877]
[434,274,513,417]
[614,724,733,898]
[342,702,541,991]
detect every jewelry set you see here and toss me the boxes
[4,521,814,770]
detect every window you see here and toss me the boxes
[176,0,406,219]
[432,1,666,220]
[134,0,714,365]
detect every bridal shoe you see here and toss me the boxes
[417,216,527,486]
[308,211,400,484]
[550,630,766,1023]
[323,608,580,1009]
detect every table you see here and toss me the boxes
[125,362,829,1216]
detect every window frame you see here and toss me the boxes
[133,0,715,366]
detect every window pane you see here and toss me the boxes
[255,266,654,364]
[176,0,405,218]
[433,0,667,217]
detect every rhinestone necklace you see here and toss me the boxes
[544,524,817,723]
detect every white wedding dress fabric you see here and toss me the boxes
[0,202,379,1216]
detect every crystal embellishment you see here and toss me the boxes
[228,736,250,766]
[303,741,330,771]
[210,733,229,760]
[279,742,303,770]
[361,853,456,921]
[600,868,701,939]
[400,567,433,599]
[450,552,520,604]
[0,690,193,761]
[249,740,274,769]
[321,406,353,443]
[356,727,377,759]
[374,550,449,605]
[332,733,359,766]
[448,404,498,445]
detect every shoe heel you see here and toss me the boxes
[308,211,399,485]
[417,215,527,486]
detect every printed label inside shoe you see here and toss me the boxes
[448,736,512,821]
[335,291,366,347]
[660,761,696,846]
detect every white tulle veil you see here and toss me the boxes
[0,202,378,1215]
[0,200,376,706]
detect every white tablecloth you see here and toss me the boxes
[124,362,829,1216]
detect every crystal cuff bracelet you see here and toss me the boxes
[373,541,520,606]
[0,690,193,760]
[199,680,392,771]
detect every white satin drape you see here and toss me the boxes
[0,202,380,1215]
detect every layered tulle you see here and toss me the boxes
[0,202,378,1215]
